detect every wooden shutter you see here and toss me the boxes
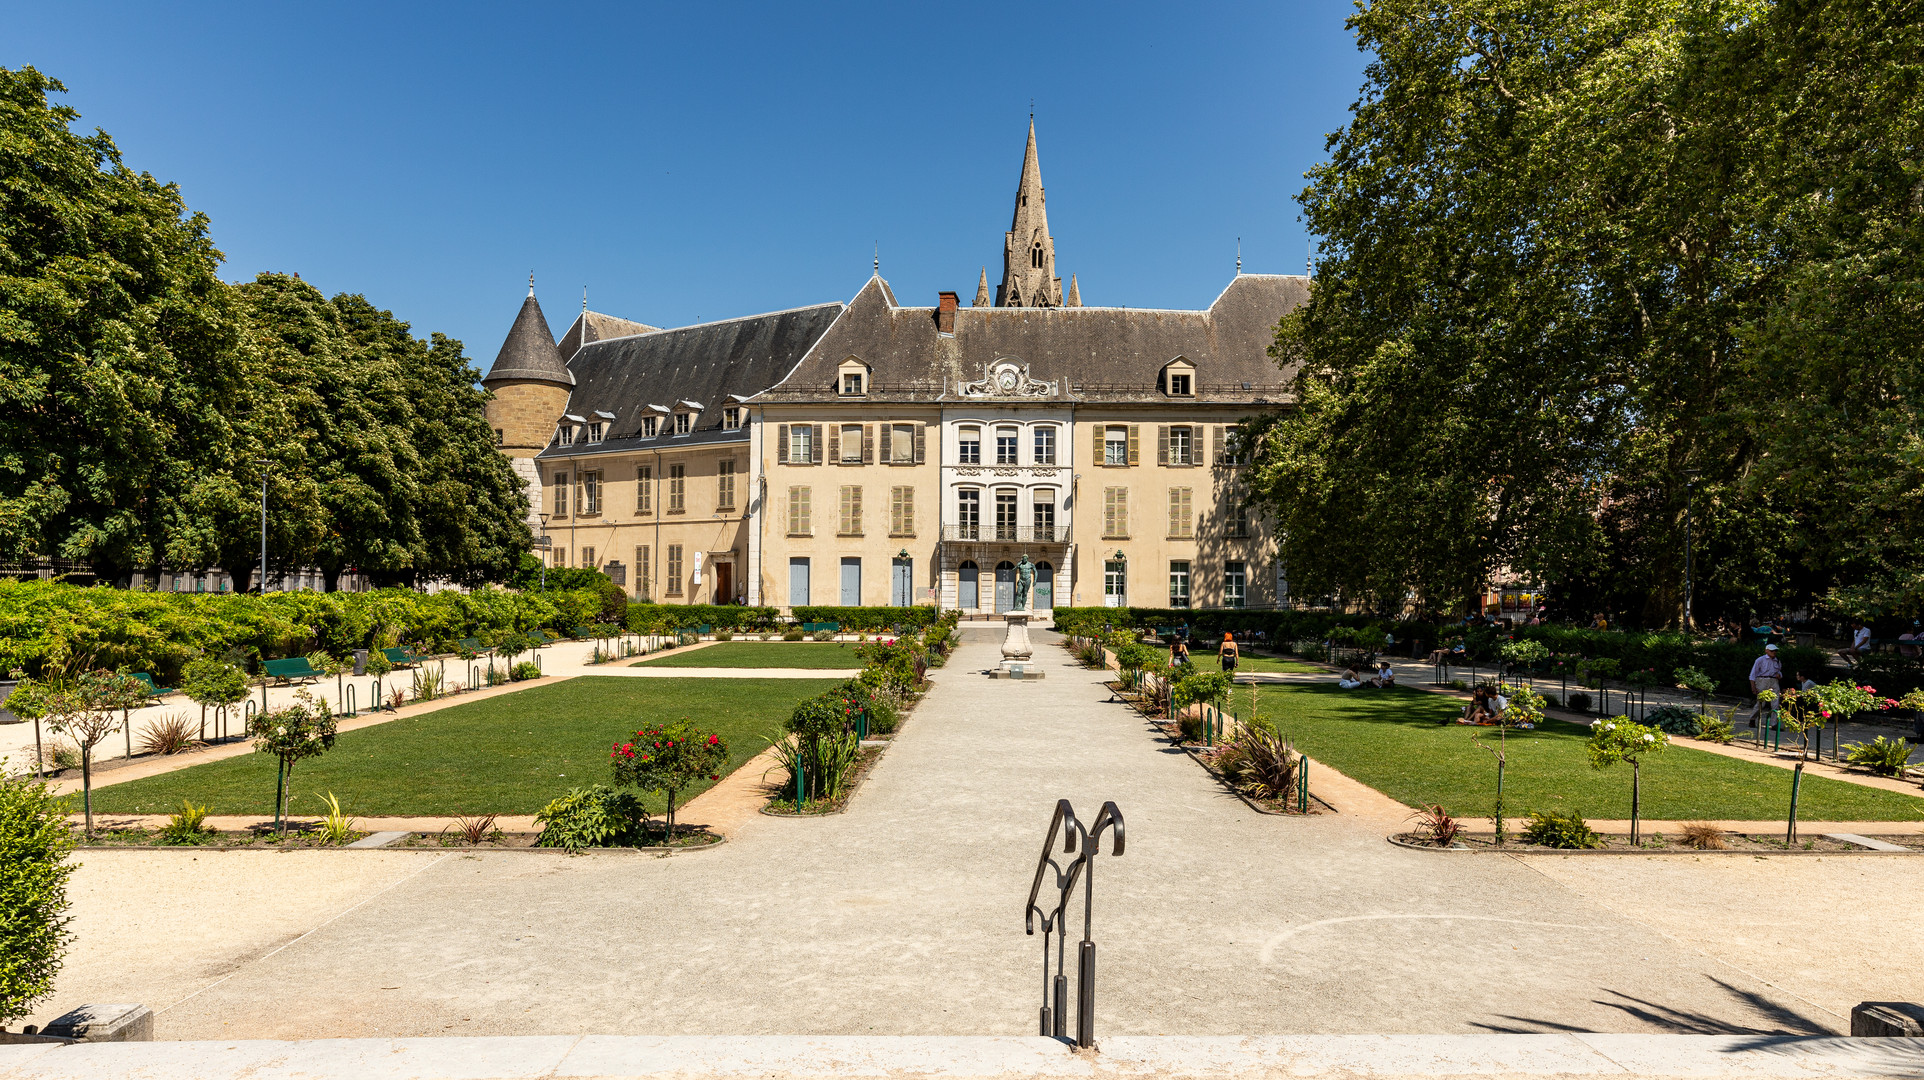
[828,425,840,462]
[851,485,862,534]
[1092,425,1105,465]
[860,424,872,464]
[777,424,789,464]
[913,422,926,463]
[1127,425,1140,466]
[1169,489,1181,537]
[1157,425,1169,465]
[879,424,892,463]
[810,424,824,464]
[1116,488,1128,537]
[899,486,913,535]
[1212,425,1225,466]
[1103,488,1117,537]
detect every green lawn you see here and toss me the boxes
[1236,683,1924,822]
[88,676,839,817]
[632,642,863,669]
[1229,654,1324,674]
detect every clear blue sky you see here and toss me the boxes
[4,1,1366,366]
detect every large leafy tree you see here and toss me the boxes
[0,67,247,583]
[1248,0,1924,624]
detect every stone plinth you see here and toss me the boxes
[989,610,1045,679]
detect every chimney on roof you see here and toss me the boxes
[936,291,958,334]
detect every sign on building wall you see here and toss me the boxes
[692,550,704,585]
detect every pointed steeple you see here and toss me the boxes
[974,267,991,307]
[1066,274,1081,307]
[482,287,574,388]
[997,118,1065,307]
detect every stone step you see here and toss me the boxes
[344,831,409,849]
[0,1034,1918,1079]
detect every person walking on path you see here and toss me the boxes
[1218,632,1239,674]
[1747,642,1783,728]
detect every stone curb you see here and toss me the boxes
[1382,833,1924,856]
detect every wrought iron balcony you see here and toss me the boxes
[941,525,1068,543]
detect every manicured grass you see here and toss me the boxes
[1228,654,1324,675]
[1235,683,1924,822]
[88,676,840,817]
[632,642,864,669]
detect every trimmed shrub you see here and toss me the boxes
[534,786,648,851]
[0,769,74,1024]
[1567,691,1592,713]
[1522,810,1602,849]
[1645,704,1703,737]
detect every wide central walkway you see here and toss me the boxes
[29,629,1919,1040]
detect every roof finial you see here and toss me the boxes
[1307,239,1313,277]
[528,271,535,298]
[1236,238,1242,275]
[582,285,588,313]
[874,242,880,276]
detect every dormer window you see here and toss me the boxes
[1162,358,1197,397]
[641,416,658,438]
[674,412,692,436]
[586,422,605,444]
[557,425,576,447]
[723,406,742,430]
[838,356,870,397]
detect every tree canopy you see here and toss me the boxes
[1246,0,1924,624]
[0,67,528,588]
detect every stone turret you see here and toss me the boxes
[1066,274,1081,307]
[997,119,1066,307]
[482,284,574,525]
[974,267,991,307]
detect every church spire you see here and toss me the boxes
[974,267,991,307]
[1066,274,1081,307]
[997,118,1065,307]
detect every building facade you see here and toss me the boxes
[481,123,1305,612]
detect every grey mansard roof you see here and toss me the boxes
[556,310,662,360]
[538,303,845,459]
[483,292,574,388]
[759,273,1307,404]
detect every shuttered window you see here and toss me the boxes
[717,460,736,511]
[1102,487,1128,539]
[890,486,914,537]
[666,545,683,596]
[636,466,652,513]
[839,485,863,536]
[1168,487,1194,538]
[636,545,651,601]
[668,464,685,513]
[788,486,811,536]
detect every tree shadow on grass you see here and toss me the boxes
[1468,976,1834,1035]
[1286,683,1593,741]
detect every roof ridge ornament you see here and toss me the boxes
[959,357,1059,398]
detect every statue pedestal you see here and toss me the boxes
[989,610,1045,680]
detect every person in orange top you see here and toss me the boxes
[1219,632,1239,673]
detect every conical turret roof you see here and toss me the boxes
[483,288,574,387]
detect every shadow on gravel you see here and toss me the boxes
[1470,977,1834,1035]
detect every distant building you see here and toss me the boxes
[484,122,1305,612]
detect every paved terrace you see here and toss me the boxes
[11,628,1924,1046]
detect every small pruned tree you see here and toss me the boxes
[1673,666,1717,715]
[610,721,727,840]
[29,668,147,835]
[248,689,339,833]
[1587,719,1668,845]
[181,656,249,741]
[1469,685,1545,844]
[0,761,75,1026]
[1765,680,1888,844]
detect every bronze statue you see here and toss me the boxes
[1015,554,1035,611]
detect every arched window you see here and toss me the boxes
[958,560,979,609]
[1031,243,1044,269]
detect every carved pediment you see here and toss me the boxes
[958,358,1058,398]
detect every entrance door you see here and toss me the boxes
[713,562,733,605]
[840,557,861,605]
[1035,561,1055,610]
[1104,560,1126,608]
[994,561,1016,613]
[789,558,810,606]
[891,558,912,606]
[959,560,979,609]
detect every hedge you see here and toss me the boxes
[1050,606,1847,698]
[790,606,943,632]
[625,604,780,632]
[0,580,602,681]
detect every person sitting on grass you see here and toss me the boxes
[1372,661,1396,688]
[1458,686,1494,724]
[1338,666,1368,689]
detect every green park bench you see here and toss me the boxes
[572,625,599,639]
[380,646,420,668]
[456,637,490,655]
[801,621,840,634]
[694,623,713,635]
[527,630,556,648]
[127,672,174,698]
[263,657,324,685]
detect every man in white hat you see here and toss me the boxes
[1747,642,1782,728]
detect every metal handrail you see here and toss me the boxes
[1024,799,1124,1047]
[942,525,1067,543]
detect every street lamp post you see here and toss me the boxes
[537,513,550,590]
[1683,470,1700,631]
[255,461,272,594]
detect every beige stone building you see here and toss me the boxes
[482,122,1306,613]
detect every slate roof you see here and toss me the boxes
[538,303,845,460]
[759,273,1307,404]
[482,292,574,387]
[556,310,662,360]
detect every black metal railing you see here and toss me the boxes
[1024,799,1124,1047]
[942,525,1067,543]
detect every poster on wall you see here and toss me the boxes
[693,550,704,586]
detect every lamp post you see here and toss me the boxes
[1683,469,1700,631]
[255,460,272,594]
[537,513,550,590]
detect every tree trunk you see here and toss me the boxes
[323,567,342,593]
[82,747,94,836]
[1493,755,1506,845]
[1630,760,1642,846]
[274,757,287,833]
[1786,760,1805,846]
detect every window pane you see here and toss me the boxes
[1169,561,1191,608]
[1105,427,1127,466]
[996,427,1018,465]
[1034,426,1056,465]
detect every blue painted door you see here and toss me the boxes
[1035,561,1055,610]
[788,558,809,606]
[891,558,912,606]
[840,557,861,605]
[994,561,1016,612]
[959,561,978,608]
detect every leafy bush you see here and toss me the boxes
[716,630,734,641]
[1171,669,1231,711]
[315,791,356,845]
[1697,713,1735,743]
[1567,691,1592,713]
[1645,704,1703,737]
[810,630,836,642]
[1522,810,1601,849]
[783,629,805,641]
[1409,804,1460,846]
[511,661,542,681]
[534,786,648,851]
[0,768,74,1025]
[1845,735,1915,778]
[790,605,941,633]
[158,799,211,845]
[1222,725,1300,804]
